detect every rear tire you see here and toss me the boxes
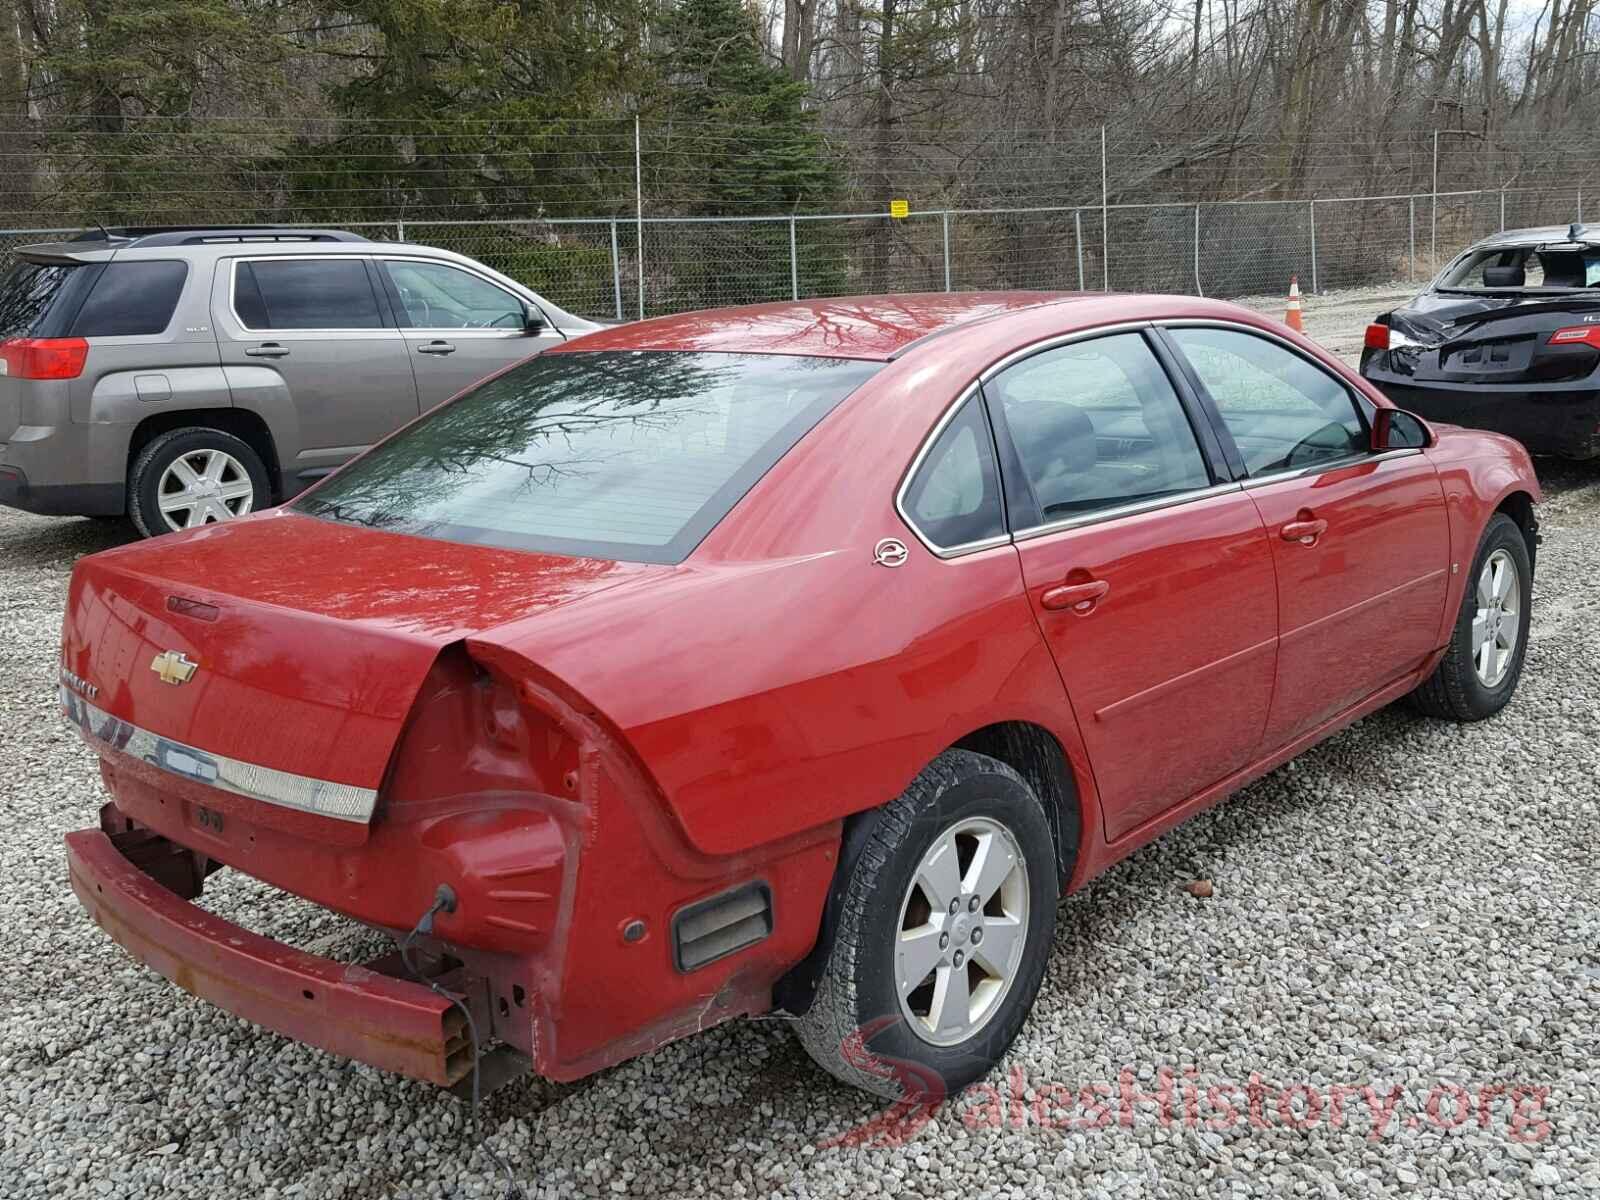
[795,749,1057,1100]
[1408,513,1532,721]
[129,428,271,538]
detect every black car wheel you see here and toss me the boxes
[796,749,1057,1100]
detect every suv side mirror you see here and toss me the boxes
[523,303,547,335]
[1373,408,1432,450]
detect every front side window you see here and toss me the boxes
[71,261,188,337]
[296,351,881,563]
[901,395,1006,550]
[383,260,525,329]
[1169,328,1366,477]
[233,258,384,330]
[988,332,1212,521]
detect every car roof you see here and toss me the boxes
[15,237,416,263]
[550,292,1088,361]
[548,291,1298,363]
[1469,224,1599,250]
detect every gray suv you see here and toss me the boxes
[0,227,598,535]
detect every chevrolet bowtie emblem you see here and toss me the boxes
[150,650,199,686]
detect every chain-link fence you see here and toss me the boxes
[2,184,1592,321]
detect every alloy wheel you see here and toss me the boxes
[894,815,1030,1046]
[156,449,256,531]
[1472,547,1521,687]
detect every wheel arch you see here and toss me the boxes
[1493,488,1539,571]
[773,721,1083,1016]
[951,720,1082,892]
[128,409,283,501]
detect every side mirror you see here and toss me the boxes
[1373,408,1432,450]
[523,303,547,335]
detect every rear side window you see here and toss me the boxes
[0,260,80,339]
[901,395,1006,550]
[295,351,882,564]
[69,261,188,337]
[233,259,384,330]
[988,333,1212,521]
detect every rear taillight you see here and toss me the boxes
[1364,323,1419,352]
[1548,326,1600,348]
[0,336,89,380]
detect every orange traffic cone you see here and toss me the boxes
[1284,275,1305,332]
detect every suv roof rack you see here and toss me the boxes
[69,226,368,247]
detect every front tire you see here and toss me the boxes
[796,750,1057,1100]
[129,428,271,538]
[1408,512,1532,721]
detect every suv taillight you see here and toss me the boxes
[0,336,89,380]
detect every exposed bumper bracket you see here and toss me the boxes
[66,827,475,1086]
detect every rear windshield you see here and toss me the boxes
[1440,245,1600,291]
[0,260,79,339]
[295,350,882,563]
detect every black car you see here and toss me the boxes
[1361,223,1600,459]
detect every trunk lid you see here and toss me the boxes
[1386,291,1600,385]
[61,509,657,828]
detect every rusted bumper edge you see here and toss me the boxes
[65,828,472,1086]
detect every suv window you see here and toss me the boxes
[70,261,188,337]
[383,260,524,329]
[1169,327,1366,476]
[295,351,882,564]
[233,258,384,330]
[989,332,1211,521]
[902,395,1006,549]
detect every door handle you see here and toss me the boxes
[1280,517,1329,544]
[417,340,457,355]
[244,343,289,358]
[1040,579,1111,613]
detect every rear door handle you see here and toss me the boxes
[244,343,289,358]
[1040,579,1111,613]
[417,340,457,355]
[1280,517,1329,544]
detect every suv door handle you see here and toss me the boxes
[417,340,457,355]
[1280,517,1329,544]
[244,343,289,358]
[1040,579,1111,613]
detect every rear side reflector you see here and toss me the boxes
[0,336,89,379]
[672,882,773,972]
[1549,326,1600,348]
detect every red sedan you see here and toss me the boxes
[60,292,1539,1100]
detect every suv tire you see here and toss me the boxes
[1408,513,1532,721]
[796,749,1057,1100]
[129,428,271,538]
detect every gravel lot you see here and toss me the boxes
[2,292,1597,1199]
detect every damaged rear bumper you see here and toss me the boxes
[65,824,474,1086]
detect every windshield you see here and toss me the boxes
[1439,245,1600,292]
[296,350,882,563]
[0,260,80,339]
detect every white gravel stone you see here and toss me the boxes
[0,300,1595,1197]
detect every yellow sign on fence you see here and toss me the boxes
[888,199,910,219]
